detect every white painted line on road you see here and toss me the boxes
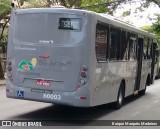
[131,111,141,117]
[153,100,159,104]
[144,105,151,109]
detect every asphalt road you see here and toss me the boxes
[0,80,160,129]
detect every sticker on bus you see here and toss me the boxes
[17,90,24,98]
[36,80,51,87]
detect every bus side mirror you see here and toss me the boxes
[11,3,15,8]
[11,2,16,10]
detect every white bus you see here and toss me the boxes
[6,6,158,109]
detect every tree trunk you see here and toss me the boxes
[0,59,4,79]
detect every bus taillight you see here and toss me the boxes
[82,65,87,71]
[7,61,11,65]
[7,61,13,81]
[8,73,12,78]
[7,66,12,71]
[80,96,87,99]
[81,72,87,78]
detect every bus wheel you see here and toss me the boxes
[113,83,125,109]
[158,69,160,79]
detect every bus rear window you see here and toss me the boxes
[14,14,83,44]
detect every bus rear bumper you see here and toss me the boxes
[6,80,90,107]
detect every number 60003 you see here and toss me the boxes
[43,93,61,100]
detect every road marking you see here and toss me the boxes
[144,105,151,108]
[153,100,159,104]
[131,111,141,117]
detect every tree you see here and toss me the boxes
[19,0,82,8]
[0,0,11,78]
[0,0,11,18]
[152,15,160,50]
[140,25,153,33]
[80,0,160,15]
[149,0,160,8]
[81,0,111,13]
[0,0,11,42]
[152,14,160,35]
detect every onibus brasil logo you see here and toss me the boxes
[18,58,37,71]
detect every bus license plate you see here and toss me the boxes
[36,80,50,87]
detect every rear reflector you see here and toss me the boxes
[39,56,49,58]
[80,96,87,99]
[77,84,81,88]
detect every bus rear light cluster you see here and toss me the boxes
[77,65,88,88]
[7,61,13,81]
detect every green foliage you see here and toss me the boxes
[140,25,153,33]
[141,26,160,51]
[22,0,82,8]
[22,0,50,8]
[81,0,109,13]
[141,24,160,51]
[0,0,12,17]
[122,10,131,17]
[152,14,160,49]
[59,0,81,8]
[153,24,160,34]
[152,15,160,35]
[0,0,11,46]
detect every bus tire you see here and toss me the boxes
[113,83,125,109]
[158,68,160,79]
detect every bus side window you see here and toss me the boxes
[143,37,148,59]
[129,33,137,61]
[95,22,109,62]
[120,31,130,61]
[110,27,121,60]
[148,38,152,59]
